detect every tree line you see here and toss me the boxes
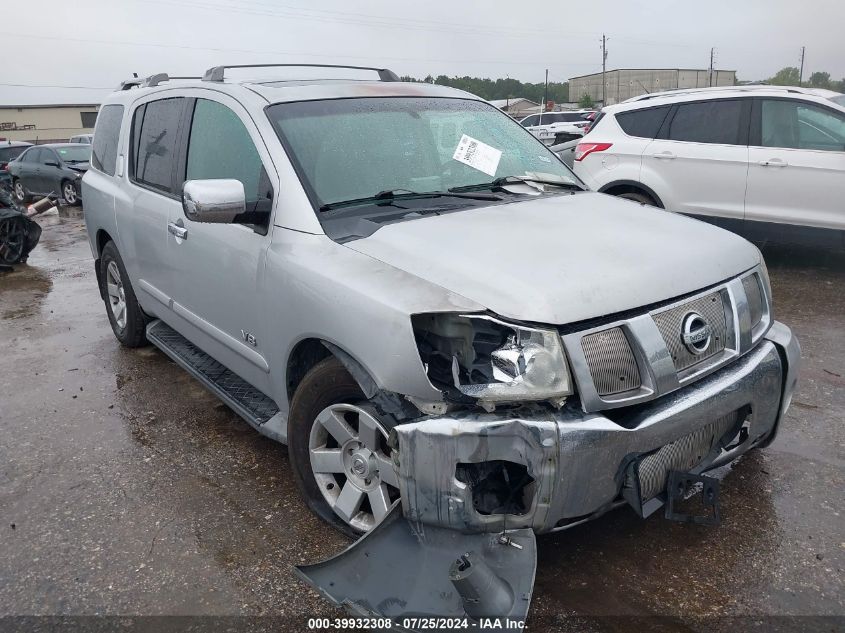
[765,67,845,92]
[400,75,570,104]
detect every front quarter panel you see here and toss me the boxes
[262,229,485,415]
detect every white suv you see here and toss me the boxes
[573,86,845,246]
[519,110,593,145]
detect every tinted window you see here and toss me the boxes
[521,115,539,127]
[80,112,98,128]
[616,106,670,138]
[667,100,742,144]
[92,105,124,176]
[0,146,28,162]
[186,99,268,205]
[133,98,184,193]
[39,149,57,165]
[761,100,845,152]
[22,148,41,163]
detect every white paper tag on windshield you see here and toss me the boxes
[452,134,502,177]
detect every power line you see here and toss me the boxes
[0,31,599,70]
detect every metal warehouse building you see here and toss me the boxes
[569,69,737,106]
[0,104,99,144]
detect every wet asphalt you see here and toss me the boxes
[0,214,842,632]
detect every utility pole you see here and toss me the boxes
[542,68,549,121]
[708,47,715,87]
[799,46,805,86]
[601,34,608,105]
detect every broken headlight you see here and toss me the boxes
[412,313,573,405]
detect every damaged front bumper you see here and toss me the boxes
[393,322,798,533]
[297,322,799,627]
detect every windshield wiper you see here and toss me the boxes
[319,189,502,212]
[449,176,583,194]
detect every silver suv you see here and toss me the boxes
[83,64,800,624]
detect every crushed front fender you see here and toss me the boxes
[296,506,537,630]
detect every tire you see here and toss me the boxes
[61,180,79,206]
[288,357,398,537]
[617,191,657,206]
[13,179,30,204]
[98,241,148,347]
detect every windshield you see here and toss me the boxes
[56,146,92,162]
[267,97,581,213]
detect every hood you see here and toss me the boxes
[345,192,760,325]
[67,162,89,174]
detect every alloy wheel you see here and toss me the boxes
[105,260,127,330]
[63,182,77,205]
[308,403,399,532]
[14,181,25,202]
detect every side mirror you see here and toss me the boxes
[44,160,60,168]
[182,179,245,223]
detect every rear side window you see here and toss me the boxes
[667,100,742,145]
[521,115,540,127]
[132,98,184,193]
[616,106,670,138]
[91,105,124,176]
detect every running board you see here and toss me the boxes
[146,320,285,442]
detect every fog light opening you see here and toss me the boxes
[455,460,535,516]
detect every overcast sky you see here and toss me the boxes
[2,0,843,105]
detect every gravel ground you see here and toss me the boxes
[0,214,842,632]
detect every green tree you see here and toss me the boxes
[578,93,595,109]
[768,67,800,86]
[808,71,831,89]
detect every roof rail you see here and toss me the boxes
[202,63,400,83]
[624,84,816,103]
[118,73,202,90]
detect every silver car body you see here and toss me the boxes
[83,72,800,623]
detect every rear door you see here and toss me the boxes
[17,147,43,193]
[745,98,845,232]
[124,96,189,320]
[641,98,749,221]
[166,94,276,393]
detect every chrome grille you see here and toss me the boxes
[631,411,740,501]
[581,327,642,396]
[653,292,728,372]
[743,274,764,328]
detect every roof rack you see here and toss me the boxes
[201,63,400,83]
[119,73,202,90]
[624,84,815,103]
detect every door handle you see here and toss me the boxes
[758,159,788,167]
[652,152,676,159]
[167,222,188,240]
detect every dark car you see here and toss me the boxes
[8,143,91,206]
[0,141,33,190]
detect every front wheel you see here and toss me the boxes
[62,180,79,206]
[288,357,400,537]
[99,241,148,347]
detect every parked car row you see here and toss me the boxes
[5,143,91,206]
[573,85,845,246]
[0,141,33,191]
[519,109,595,145]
